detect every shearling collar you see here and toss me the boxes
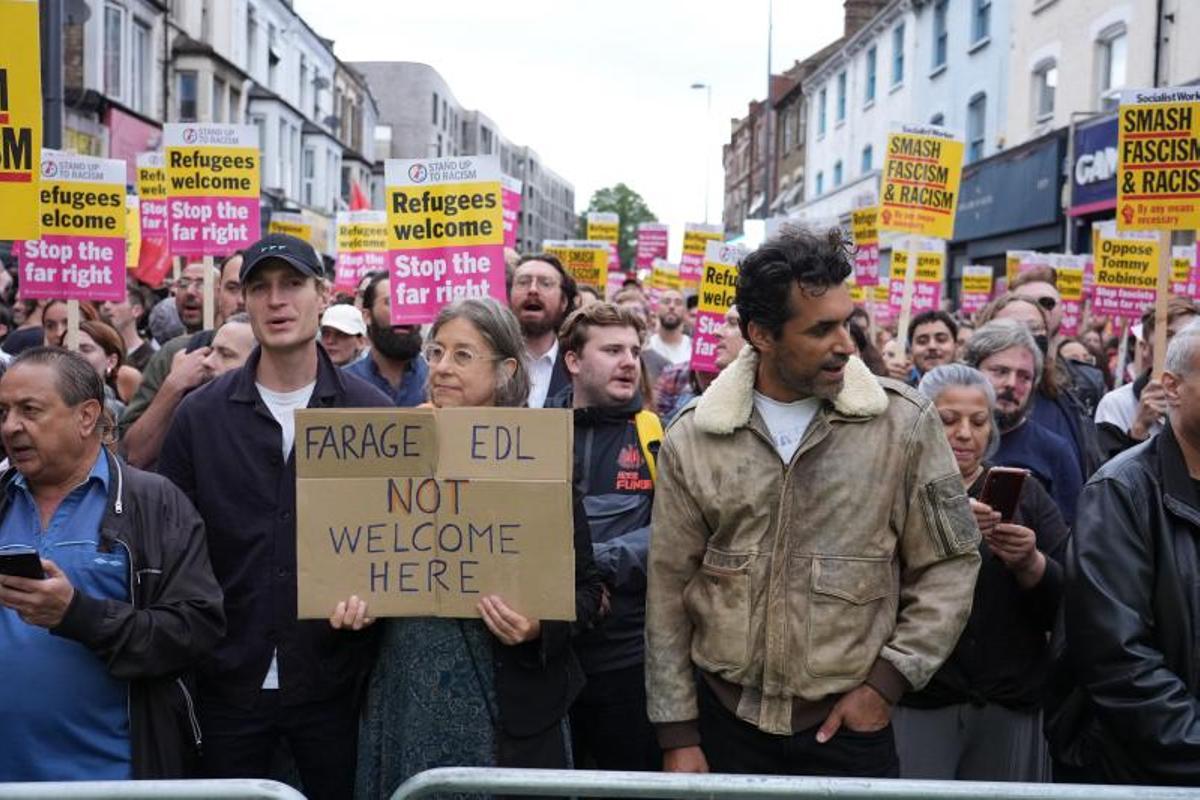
[693,346,888,435]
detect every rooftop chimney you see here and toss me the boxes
[844,0,888,37]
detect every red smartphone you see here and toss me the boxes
[979,467,1028,523]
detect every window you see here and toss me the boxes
[299,57,307,113]
[892,24,905,85]
[277,120,287,188]
[213,77,226,123]
[973,0,991,43]
[130,19,151,112]
[797,103,806,147]
[834,160,843,187]
[815,171,824,196]
[933,0,948,69]
[1098,26,1127,110]
[818,87,827,136]
[1033,60,1057,120]
[930,112,945,125]
[178,71,198,121]
[250,115,266,153]
[836,71,847,122]
[303,147,315,206]
[442,99,447,130]
[861,144,873,173]
[967,93,986,163]
[104,4,124,99]
[432,92,439,125]
[230,86,241,123]
[865,47,876,103]
[783,106,795,151]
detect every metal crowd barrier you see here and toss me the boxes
[390,768,1200,800]
[0,778,306,799]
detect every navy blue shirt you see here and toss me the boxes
[343,352,428,408]
[157,345,390,707]
[0,451,132,780]
[994,416,1084,526]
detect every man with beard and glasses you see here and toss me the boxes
[510,253,577,408]
[964,319,1084,525]
[343,272,428,407]
[647,289,692,365]
[646,228,979,778]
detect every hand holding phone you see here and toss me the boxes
[979,467,1028,523]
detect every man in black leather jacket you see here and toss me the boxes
[1048,322,1200,785]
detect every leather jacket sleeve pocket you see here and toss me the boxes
[805,557,893,678]
[920,473,980,557]
[683,551,751,669]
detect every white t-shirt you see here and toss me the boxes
[1094,381,1161,438]
[527,339,559,409]
[648,333,693,365]
[753,391,822,464]
[254,380,315,689]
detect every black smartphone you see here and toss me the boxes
[979,467,1028,523]
[0,548,45,580]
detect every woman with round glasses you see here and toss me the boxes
[354,297,604,799]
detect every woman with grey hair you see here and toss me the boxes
[355,298,604,799]
[891,363,1069,781]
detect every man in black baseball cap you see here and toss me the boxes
[157,233,388,797]
[239,233,326,283]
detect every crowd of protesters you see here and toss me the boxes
[1,226,1199,796]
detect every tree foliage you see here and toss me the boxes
[578,183,657,270]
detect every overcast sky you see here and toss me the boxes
[294,0,844,255]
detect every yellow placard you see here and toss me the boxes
[165,146,260,198]
[851,207,878,247]
[387,180,503,249]
[0,0,42,240]
[1173,253,1191,284]
[1117,88,1200,231]
[879,126,964,240]
[683,227,722,257]
[338,222,387,252]
[892,249,946,283]
[137,164,167,200]
[698,262,737,314]
[38,180,125,238]
[126,197,141,268]
[586,212,619,243]
[544,241,608,292]
[269,218,313,243]
[961,272,992,295]
[1095,235,1159,289]
[1057,265,1084,301]
[651,260,681,292]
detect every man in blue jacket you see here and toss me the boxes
[551,302,662,771]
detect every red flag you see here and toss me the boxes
[350,180,370,211]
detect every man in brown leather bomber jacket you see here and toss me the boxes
[646,229,981,777]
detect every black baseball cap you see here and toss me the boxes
[240,233,324,282]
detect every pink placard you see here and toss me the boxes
[960,291,989,315]
[1092,285,1155,319]
[690,310,724,373]
[1059,299,1082,337]
[889,279,942,315]
[17,235,125,302]
[679,251,704,286]
[389,244,506,325]
[854,244,880,287]
[335,250,387,293]
[501,179,522,250]
[636,225,669,272]
[167,196,258,257]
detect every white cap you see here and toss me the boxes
[321,304,367,337]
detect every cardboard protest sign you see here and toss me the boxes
[501,174,522,250]
[17,151,126,302]
[134,152,171,286]
[636,223,669,272]
[1116,87,1200,231]
[871,282,894,327]
[851,206,880,286]
[680,223,723,286]
[0,0,41,241]
[125,195,141,269]
[295,407,576,621]
[385,156,506,324]
[959,265,993,315]
[268,211,313,243]
[691,241,746,373]
[1093,222,1161,319]
[649,257,681,312]
[334,210,387,292]
[888,238,945,316]
[879,123,964,240]
[164,124,260,256]
[543,240,608,293]
[587,211,621,272]
[1171,245,1199,300]
[1052,254,1086,337]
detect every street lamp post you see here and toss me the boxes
[691,82,712,224]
